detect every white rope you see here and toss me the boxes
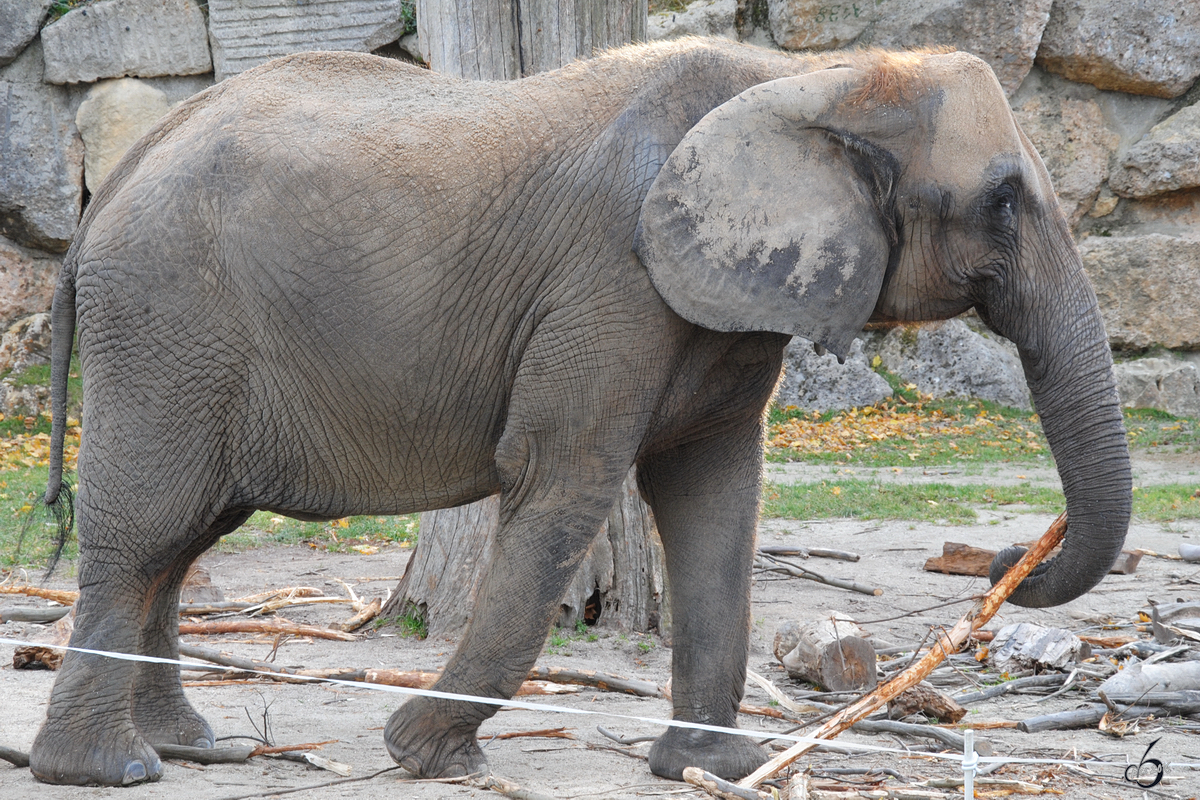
[0,637,1124,772]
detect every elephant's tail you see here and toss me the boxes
[44,265,76,507]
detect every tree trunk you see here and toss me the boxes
[384,1,661,638]
[416,0,647,78]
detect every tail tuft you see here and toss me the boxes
[41,478,75,579]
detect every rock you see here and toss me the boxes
[1080,234,1200,350]
[0,41,83,252]
[0,237,59,328]
[767,0,1052,95]
[867,319,1029,409]
[40,0,212,85]
[1113,357,1200,417]
[1012,95,1119,225]
[0,0,52,66]
[76,78,172,193]
[1110,103,1200,199]
[777,338,892,412]
[0,312,52,375]
[648,0,737,40]
[1036,0,1200,99]
[208,0,408,81]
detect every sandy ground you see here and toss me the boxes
[2,452,1199,799]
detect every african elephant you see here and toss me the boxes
[32,38,1130,786]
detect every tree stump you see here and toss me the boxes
[381,1,658,640]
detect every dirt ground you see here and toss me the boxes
[2,453,1199,799]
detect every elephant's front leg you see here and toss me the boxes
[384,489,622,777]
[637,421,772,781]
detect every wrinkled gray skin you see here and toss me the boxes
[33,39,1130,786]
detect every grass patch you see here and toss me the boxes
[767,377,1197,467]
[216,511,419,554]
[0,468,75,570]
[763,480,1200,524]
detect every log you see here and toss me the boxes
[952,674,1069,705]
[0,605,72,623]
[1097,660,1200,694]
[156,744,257,764]
[774,617,877,691]
[888,683,967,723]
[526,665,663,697]
[177,618,357,641]
[738,512,1068,789]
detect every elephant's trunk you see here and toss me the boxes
[984,238,1132,607]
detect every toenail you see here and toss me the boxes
[122,761,147,785]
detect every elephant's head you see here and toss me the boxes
[634,50,1131,608]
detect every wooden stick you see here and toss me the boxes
[739,512,1067,789]
[178,618,358,641]
[338,597,381,632]
[0,744,30,768]
[233,587,325,604]
[683,767,766,800]
[0,584,77,605]
[0,605,72,623]
[759,546,860,562]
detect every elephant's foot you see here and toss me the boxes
[649,727,768,781]
[134,690,215,749]
[30,718,163,786]
[384,698,488,779]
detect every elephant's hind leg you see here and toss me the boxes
[132,507,253,749]
[30,482,246,786]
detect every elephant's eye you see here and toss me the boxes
[989,184,1017,226]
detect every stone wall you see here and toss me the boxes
[0,0,1196,414]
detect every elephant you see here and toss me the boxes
[31,38,1130,786]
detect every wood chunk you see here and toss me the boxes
[777,616,877,692]
[923,542,996,576]
[12,645,62,670]
[180,564,224,604]
[990,623,1090,672]
[888,682,967,723]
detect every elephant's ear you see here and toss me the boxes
[635,70,899,359]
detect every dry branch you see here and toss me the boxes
[755,554,882,596]
[338,597,382,632]
[0,745,30,767]
[234,587,325,604]
[0,584,77,605]
[0,605,72,623]
[526,666,663,697]
[739,512,1068,789]
[683,767,767,800]
[178,618,357,641]
[759,545,860,562]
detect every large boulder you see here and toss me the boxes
[208,0,408,81]
[0,0,52,67]
[1109,103,1200,199]
[648,0,737,40]
[0,312,52,376]
[1036,0,1200,99]
[867,319,1030,409]
[1114,357,1200,417]
[777,338,892,412]
[76,79,173,193]
[40,0,212,85]
[0,40,83,253]
[1081,234,1200,350]
[0,237,59,328]
[1012,94,1118,225]
[767,0,1052,95]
